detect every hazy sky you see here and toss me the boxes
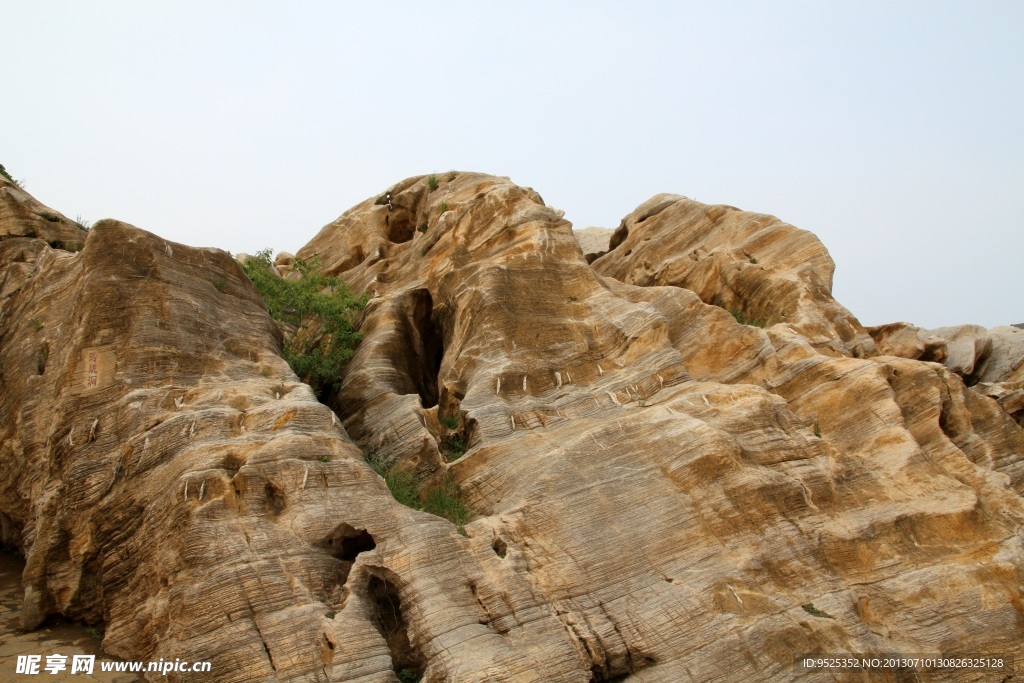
[4,2,1021,328]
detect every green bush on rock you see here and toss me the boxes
[240,249,366,399]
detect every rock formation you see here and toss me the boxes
[2,172,1023,681]
[571,227,614,263]
[869,322,1024,426]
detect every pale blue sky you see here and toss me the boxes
[4,1,1021,328]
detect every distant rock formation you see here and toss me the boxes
[870,322,1024,425]
[571,226,614,262]
[2,172,1022,681]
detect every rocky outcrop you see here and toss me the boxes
[297,173,1024,680]
[2,173,1023,681]
[0,206,509,681]
[571,227,614,263]
[592,195,876,358]
[870,322,1024,425]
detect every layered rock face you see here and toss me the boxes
[592,195,876,358]
[870,322,1024,425]
[2,172,1023,682]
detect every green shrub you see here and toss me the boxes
[240,250,365,399]
[374,196,388,205]
[0,164,13,183]
[445,435,466,461]
[439,201,448,214]
[801,603,834,619]
[427,174,439,191]
[440,416,459,430]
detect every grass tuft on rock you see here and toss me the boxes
[367,453,470,531]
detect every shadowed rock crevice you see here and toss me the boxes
[408,289,445,409]
[366,568,425,681]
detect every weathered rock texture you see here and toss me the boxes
[572,227,614,263]
[593,195,876,358]
[2,172,1023,682]
[870,322,1024,425]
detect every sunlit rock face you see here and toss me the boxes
[1,172,1022,681]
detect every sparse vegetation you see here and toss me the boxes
[40,211,64,223]
[0,163,24,187]
[29,318,42,332]
[366,453,470,531]
[240,249,366,400]
[319,455,330,463]
[384,468,421,509]
[417,224,427,233]
[440,416,459,430]
[445,435,466,461]
[75,215,92,231]
[802,603,834,619]
[423,476,469,530]
[439,201,448,214]
[427,174,439,191]
[374,196,389,205]
[749,256,758,264]
[813,420,822,438]
[84,626,104,641]
[213,277,227,292]
[729,307,786,328]
[396,670,422,683]
[447,170,457,181]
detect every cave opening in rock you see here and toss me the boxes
[323,523,376,562]
[386,211,416,244]
[367,569,424,680]
[407,289,444,409]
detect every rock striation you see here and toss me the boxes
[870,322,1024,425]
[2,171,1023,681]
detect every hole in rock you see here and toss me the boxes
[367,569,425,680]
[386,211,416,244]
[264,482,286,514]
[492,537,507,559]
[36,344,49,374]
[323,523,376,562]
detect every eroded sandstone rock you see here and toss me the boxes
[297,173,1024,680]
[592,195,877,358]
[2,174,1022,682]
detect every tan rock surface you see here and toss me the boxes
[592,195,876,358]
[572,227,614,263]
[1,174,1022,681]
[298,173,1024,680]
[870,322,1024,424]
